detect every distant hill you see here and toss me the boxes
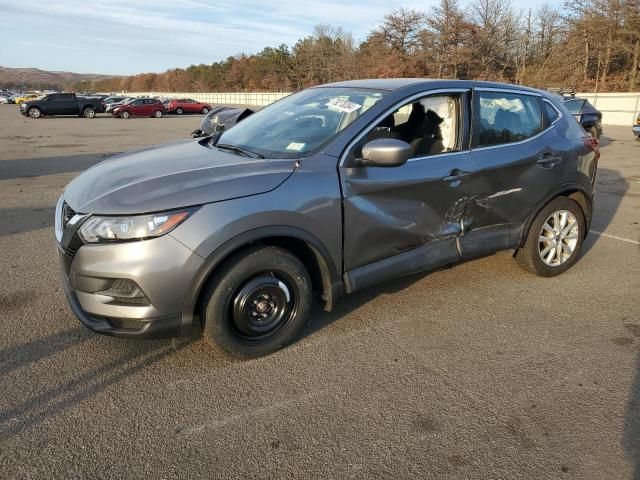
[0,66,120,90]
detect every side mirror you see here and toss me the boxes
[358,138,411,167]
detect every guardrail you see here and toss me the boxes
[117,90,640,126]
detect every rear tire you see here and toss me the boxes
[201,246,312,358]
[515,197,585,277]
[176,107,183,115]
[201,107,209,114]
[27,107,42,118]
[153,110,163,118]
[83,107,96,118]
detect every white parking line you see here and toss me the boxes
[591,230,640,245]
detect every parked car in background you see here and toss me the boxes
[105,97,133,114]
[14,93,40,105]
[56,79,599,358]
[112,98,165,118]
[633,113,640,141]
[166,98,212,115]
[0,94,10,104]
[191,106,255,138]
[102,95,129,110]
[20,93,103,118]
[564,97,602,139]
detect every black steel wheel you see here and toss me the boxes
[202,246,312,357]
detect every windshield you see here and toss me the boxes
[564,99,585,115]
[216,87,387,159]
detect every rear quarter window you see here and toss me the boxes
[543,101,560,124]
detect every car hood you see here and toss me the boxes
[63,139,297,214]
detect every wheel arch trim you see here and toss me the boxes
[179,226,343,336]
[519,183,593,247]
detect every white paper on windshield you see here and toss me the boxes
[286,142,306,151]
[326,98,362,113]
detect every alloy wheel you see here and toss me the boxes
[538,210,579,267]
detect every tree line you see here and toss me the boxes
[75,0,640,93]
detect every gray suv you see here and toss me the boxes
[56,79,600,357]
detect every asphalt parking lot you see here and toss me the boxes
[0,104,639,479]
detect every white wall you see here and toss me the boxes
[120,90,640,125]
[575,92,640,126]
[123,91,290,107]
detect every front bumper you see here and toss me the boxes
[57,230,204,339]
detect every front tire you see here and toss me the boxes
[202,246,312,358]
[515,197,585,277]
[28,107,42,118]
[175,107,183,115]
[121,111,130,119]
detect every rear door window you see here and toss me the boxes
[474,91,543,147]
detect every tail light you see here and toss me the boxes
[583,136,599,154]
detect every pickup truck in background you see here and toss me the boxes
[20,93,103,118]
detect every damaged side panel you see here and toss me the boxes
[461,126,573,257]
[341,152,473,272]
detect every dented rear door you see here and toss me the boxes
[340,150,472,272]
[461,88,559,258]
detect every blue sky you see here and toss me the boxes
[0,0,559,75]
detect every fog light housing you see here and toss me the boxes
[97,279,149,305]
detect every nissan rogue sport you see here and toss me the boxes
[55,79,600,357]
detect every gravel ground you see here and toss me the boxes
[0,105,639,479]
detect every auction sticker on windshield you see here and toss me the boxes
[286,142,306,151]
[326,98,362,113]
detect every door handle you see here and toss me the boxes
[444,168,470,183]
[537,152,562,168]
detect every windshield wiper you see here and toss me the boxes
[216,143,264,159]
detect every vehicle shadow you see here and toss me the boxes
[0,152,119,181]
[624,353,640,480]
[583,166,628,255]
[0,206,55,237]
[0,327,89,377]
[0,332,194,437]
[598,135,613,148]
[303,269,434,339]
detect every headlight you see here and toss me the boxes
[78,208,196,243]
